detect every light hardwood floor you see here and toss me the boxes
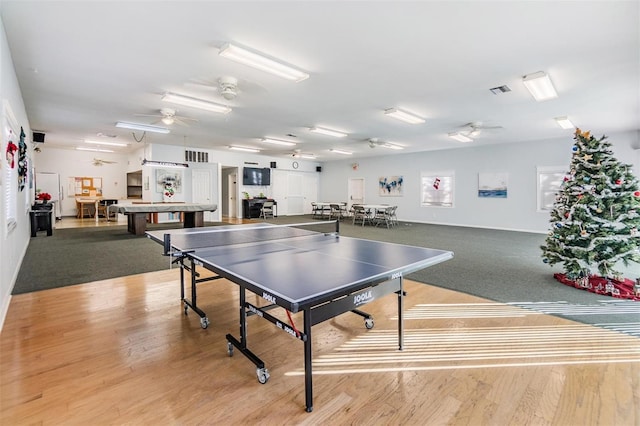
[2,219,639,424]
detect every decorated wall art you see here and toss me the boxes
[378,175,403,196]
[478,172,508,198]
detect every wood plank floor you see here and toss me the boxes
[1,267,638,425]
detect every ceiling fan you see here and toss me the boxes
[92,158,117,166]
[458,122,503,138]
[135,108,198,126]
[186,75,267,100]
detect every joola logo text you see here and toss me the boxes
[262,292,276,304]
[354,290,373,306]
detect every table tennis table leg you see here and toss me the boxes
[397,277,404,351]
[303,307,313,412]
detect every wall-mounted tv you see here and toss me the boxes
[243,167,271,186]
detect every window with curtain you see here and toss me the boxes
[420,171,455,207]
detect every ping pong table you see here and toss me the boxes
[146,220,453,412]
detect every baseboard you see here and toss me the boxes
[405,219,548,234]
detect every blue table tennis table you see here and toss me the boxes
[147,220,453,412]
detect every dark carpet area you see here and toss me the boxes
[14,223,207,294]
[14,216,639,335]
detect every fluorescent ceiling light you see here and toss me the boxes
[84,140,128,147]
[309,127,348,138]
[329,149,352,155]
[261,138,297,147]
[292,153,316,159]
[554,116,575,129]
[522,71,558,101]
[448,132,473,143]
[381,142,404,150]
[384,108,425,124]
[229,146,260,153]
[142,159,188,168]
[76,147,114,153]
[219,43,309,82]
[162,92,231,114]
[116,121,170,134]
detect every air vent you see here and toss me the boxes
[185,150,209,163]
[489,85,511,95]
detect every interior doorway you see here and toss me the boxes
[221,166,239,219]
[348,177,365,208]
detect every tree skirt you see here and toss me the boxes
[554,273,640,301]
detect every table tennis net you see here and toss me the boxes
[163,220,339,253]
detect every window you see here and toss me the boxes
[3,101,18,234]
[536,166,566,212]
[421,171,454,207]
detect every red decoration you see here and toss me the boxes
[6,141,18,168]
[554,273,640,301]
[634,191,640,197]
[36,192,51,201]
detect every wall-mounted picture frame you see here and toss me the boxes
[379,175,403,196]
[478,172,508,198]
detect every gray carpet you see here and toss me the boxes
[15,216,640,336]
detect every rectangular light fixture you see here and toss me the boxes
[384,108,425,124]
[292,153,316,159]
[261,138,297,147]
[523,71,558,101]
[448,132,473,143]
[76,147,114,153]
[554,116,575,129]
[382,142,404,150]
[329,148,352,155]
[219,43,309,82]
[115,121,170,134]
[142,159,189,169]
[84,140,128,147]
[229,146,260,153]
[162,92,231,114]
[309,127,348,138]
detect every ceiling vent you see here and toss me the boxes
[489,85,511,95]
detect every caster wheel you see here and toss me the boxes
[257,368,270,384]
[200,317,209,329]
[227,342,234,357]
[184,305,188,315]
[364,318,374,329]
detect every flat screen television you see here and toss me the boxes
[243,167,271,186]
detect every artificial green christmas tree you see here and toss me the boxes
[541,129,640,300]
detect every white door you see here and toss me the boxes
[287,173,305,215]
[192,169,212,221]
[302,173,318,214]
[228,173,237,218]
[348,177,365,208]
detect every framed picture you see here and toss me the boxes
[378,176,403,196]
[421,171,454,207]
[478,172,508,198]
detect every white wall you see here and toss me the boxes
[319,131,639,233]
[0,18,33,329]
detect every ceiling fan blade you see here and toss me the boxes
[134,113,162,118]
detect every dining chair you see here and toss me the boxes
[76,200,92,219]
[260,201,275,219]
[329,203,343,220]
[352,205,371,226]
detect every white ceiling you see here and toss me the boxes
[1,1,638,161]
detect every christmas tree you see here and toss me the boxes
[541,129,640,299]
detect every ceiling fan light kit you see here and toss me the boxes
[115,121,170,134]
[162,92,231,114]
[309,127,348,138]
[554,116,575,129]
[448,132,473,143]
[384,108,425,124]
[522,71,558,102]
[219,43,309,82]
